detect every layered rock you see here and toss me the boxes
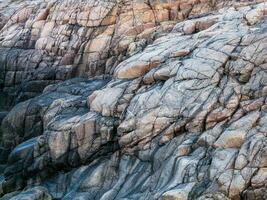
[0,0,267,200]
[0,0,265,106]
[0,77,110,163]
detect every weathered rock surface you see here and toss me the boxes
[0,186,52,200]
[0,77,110,163]
[0,0,265,106]
[0,0,267,200]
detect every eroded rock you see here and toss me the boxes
[0,0,267,200]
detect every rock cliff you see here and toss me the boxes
[0,0,266,200]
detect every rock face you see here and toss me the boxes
[0,0,264,105]
[0,0,267,200]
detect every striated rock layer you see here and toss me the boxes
[0,0,267,200]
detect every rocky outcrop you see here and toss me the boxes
[0,186,52,200]
[0,0,267,200]
[0,0,265,106]
[0,77,110,163]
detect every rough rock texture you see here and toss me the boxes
[0,0,265,105]
[0,0,267,200]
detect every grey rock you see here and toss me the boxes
[0,1,267,200]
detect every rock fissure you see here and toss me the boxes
[0,0,267,199]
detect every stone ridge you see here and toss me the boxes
[0,0,267,200]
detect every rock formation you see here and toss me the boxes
[0,0,266,199]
